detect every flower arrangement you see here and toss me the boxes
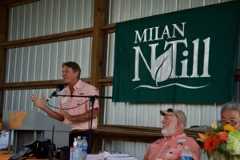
[198,122,240,156]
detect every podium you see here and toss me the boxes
[7,111,71,152]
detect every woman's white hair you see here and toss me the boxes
[221,102,240,115]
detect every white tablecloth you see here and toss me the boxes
[86,152,138,160]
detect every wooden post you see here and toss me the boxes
[91,0,108,86]
[0,4,8,119]
[91,0,109,124]
[91,0,109,153]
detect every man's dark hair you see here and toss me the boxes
[62,61,81,79]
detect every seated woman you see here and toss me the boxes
[221,102,240,130]
[208,103,240,160]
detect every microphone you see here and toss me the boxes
[47,84,65,101]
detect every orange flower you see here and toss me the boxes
[204,135,221,153]
[217,131,228,142]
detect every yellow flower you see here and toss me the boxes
[224,124,237,132]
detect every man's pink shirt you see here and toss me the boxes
[146,133,200,160]
[59,80,99,130]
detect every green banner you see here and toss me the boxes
[113,1,240,104]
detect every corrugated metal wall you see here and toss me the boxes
[8,0,93,40]
[6,38,92,83]
[104,0,235,159]
[104,87,222,128]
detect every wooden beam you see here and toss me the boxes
[0,78,110,90]
[0,28,93,49]
[94,125,162,143]
[101,23,116,33]
[0,24,115,50]
[0,0,35,7]
[92,124,205,152]
[0,80,64,90]
[0,24,118,49]
[98,77,112,86]
[0,78,91,90]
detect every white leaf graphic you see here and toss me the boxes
[154,47,173,85]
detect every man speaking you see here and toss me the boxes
[31,61,99,151]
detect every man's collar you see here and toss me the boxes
[73,80,82,90]
[164,132,186,139]
[66,79,84,91]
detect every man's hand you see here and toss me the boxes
[31,95,47,109]
[164,148,181,160]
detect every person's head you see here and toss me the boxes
[221,102,240,130]
[160,108,187,137]
[62,61,81,84]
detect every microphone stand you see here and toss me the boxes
[53,94,112,153]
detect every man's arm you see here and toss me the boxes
[40,104,65,121]
[184,138,201,160]
[61,108,98,123]
[31,96,64,121]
